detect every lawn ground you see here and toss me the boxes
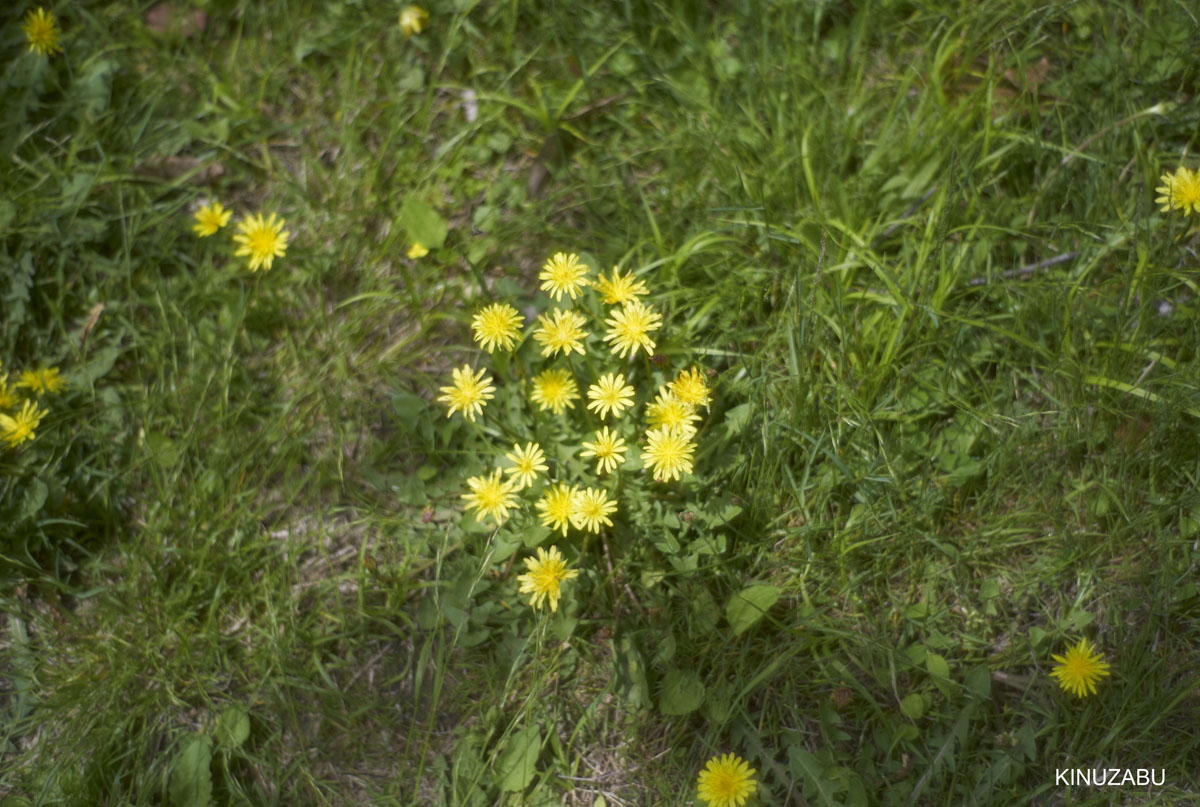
[2,1,1199,805]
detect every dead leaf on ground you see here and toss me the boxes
[946,54,1058,117]
[144,3,207,37]
[134,156,226,185]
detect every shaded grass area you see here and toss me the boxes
[2,1,1199,805]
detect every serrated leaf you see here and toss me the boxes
[69,345,120,387]
[494,726,540,792]
[215,705,250,749]
[788,746,839,807]
[658,668,705,715]
[399,198,447,251]
[725,584,780,635]
[169,733,213,807]
[722,402,754,437]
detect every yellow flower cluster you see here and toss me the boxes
[192,202,290,272]
[433,252,714,614]
[0,361,64,449]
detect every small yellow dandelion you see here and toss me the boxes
[645,388,700,435]
[461,468,517,526]
[539,252,590,302]
[23,8,63,57]
[232,212,289,271]
[603,300,663,359]
[471,303,524,353]
[1050,637,1112,698]
[406,242,429,258]
[697,753,757,807]
[580,427,627,476]
[436,364,495,422]
[586,372,636,419]
[570,487,618,533]
[530,368,579,415]
[0,374,19,409]
[593,266,649,305]
[504,442,548,490]
[0,400,47,448]
[16,367,66,396]
[517,545,579,612]
[642,425,696,483]
[192,201,233,237]
[536,483,579,536]
[399,5,429,37]
[532,308,588,357]
[668,366,712,409]
[1156,166,1200,216]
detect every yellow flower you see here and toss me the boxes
[593,266,649,305]
[1156,166,1200,216]
[642,425,695,483]
[603,300,662,359]
[232,212,289,271]
[570,486,617,534]
[580,427,627,476]
[406,242,429,258]
[645,388,700,435]
[532,308,588,357]
[471,302,524,353]
[539,252,590,302]
[437,364,495,422]
[0,374,19,409]
[517,545,579,612]
[16,366,66,396]
[1050,637,1111,698]
[23,8,63,57]
[461,468,516,526]
[0,400,47,448]
[192,201,232,237]
[530,368,579,414]
[504,442,548,490]
[586,372,635,419]
[399,5,429,36]
[697,753,757,807]
[668,366,712,409]
[536,483,579,536]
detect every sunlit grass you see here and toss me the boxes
[2,1,1199,805]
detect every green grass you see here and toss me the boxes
[3,0,1200,805]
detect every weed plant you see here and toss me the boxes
[2,2,1199,806]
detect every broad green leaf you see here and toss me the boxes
[0,199,15,231]
[169,733,213,807]
[658,668,704,715]
[964,664,991,700]
[926,653,952,698]
[899,693,925,719]
[20,478,48,522]
[494,726,540,792]
[725,584,780,635]
[215,705,250,749]
[399,198,447,251]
